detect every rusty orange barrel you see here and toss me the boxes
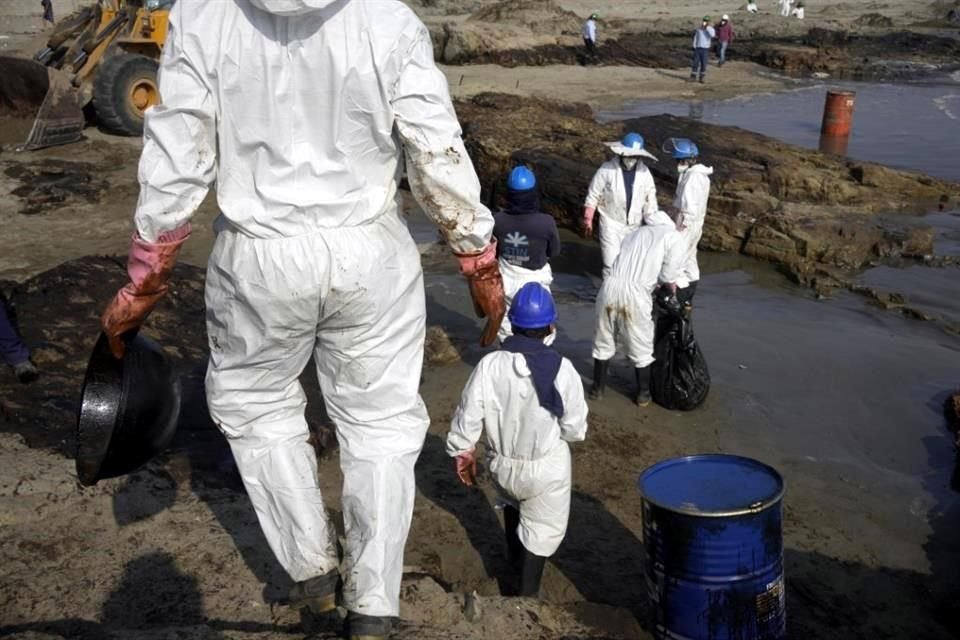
[818,132,850,156]
[820,90,856,137]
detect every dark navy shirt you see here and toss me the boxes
[622,166,637,214]
[493,211,561,271]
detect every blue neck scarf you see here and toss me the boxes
[501,335,564,418]
[506,188,540,215]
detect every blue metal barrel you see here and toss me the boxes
[638,454,786,640]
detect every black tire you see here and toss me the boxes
[93,53,159,136]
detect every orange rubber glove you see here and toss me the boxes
[454,239,505,348]
[455,448,478,487]
[101,224,191,359]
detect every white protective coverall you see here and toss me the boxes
[583,18,597,43]
[673,164,714,288]
[135,0,493,618]
[592,210,685,367]
[498,260,553,343]
[446,351,588,556]
[584,159,658,277]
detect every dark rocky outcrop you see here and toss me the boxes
[742,29,960,78]
[854,13,895,27]
[438,25,689,67]
[466,0,581,35]
[432,9,960,81]
[456,92,958,289]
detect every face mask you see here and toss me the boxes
[677,161,690,174]
[620,157,638,170]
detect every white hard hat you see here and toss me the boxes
[605,132,658,161]
[722,13,729,19]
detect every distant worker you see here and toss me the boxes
[97,1,505,638]
[778,0,794,17]
[583,132,659,278]
[583,12,599,56]
[493,166,561,344]
[589,209,685,406]
[1,300,38,383]
[747,0,759,13]
[792,1,805,19]
[715,15,735,66]
[690,16,716,83]
[447,283,588,598]
[40,0,54,26]
[667,138,713,304]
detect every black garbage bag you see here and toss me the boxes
[650,290,710,411]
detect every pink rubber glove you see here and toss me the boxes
[101,224,191,359]
[583,206,596,237]
[454,240,505,348]
[455,448,478,487]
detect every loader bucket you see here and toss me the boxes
[0,56,85,151]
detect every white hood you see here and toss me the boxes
[681,163,714,177]
[248,0,340,16]
[643,209,676,227]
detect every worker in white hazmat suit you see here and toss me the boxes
[493,166,561,344]
[665,138,714,304]
[446,283,588,597]
[589,209,685,406]
[98,1,506,638]
[583,132,659,278]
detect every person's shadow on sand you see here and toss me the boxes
[0,551,306,638]
[415,432,518,595]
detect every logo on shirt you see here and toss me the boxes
[503,231,530,266]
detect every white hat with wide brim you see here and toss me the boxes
[605,140,658,160]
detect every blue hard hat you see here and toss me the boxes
[672,138,700,159]
[622,132,645,151]
[507,166,537,192]
[508,283,557,330]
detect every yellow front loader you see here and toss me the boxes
[0,0,172,150]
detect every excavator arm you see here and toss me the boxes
[0,0,171,150]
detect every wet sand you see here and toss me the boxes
[415,223,960,637]
[442,61,795,108]
[2,0,960,634]
[2,225,958,638]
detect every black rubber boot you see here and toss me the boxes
[503,505,523,570]
[13,359,38,383]
[348,611,396,639]
[520,549,547,598]
[635,365,652,407]
[288,569,339,614]
[588,359,609,400]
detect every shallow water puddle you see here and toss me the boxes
[598,78,960,182]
